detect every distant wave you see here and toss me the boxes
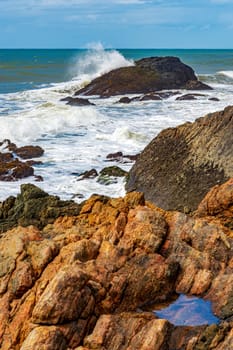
[217,70,233,80]
[198,70,233,85]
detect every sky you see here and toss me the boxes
[0,0,233,48]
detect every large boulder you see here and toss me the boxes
[75,56,211,97]
[126,105,233,212]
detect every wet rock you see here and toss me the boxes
[176,93,206,101]
[0,159,34,181]
[77,169,98,181]
[209,97,220,101]
[0,183,81,232]
[97,166,128,185]
[106,151,123,161]
[0,140,44,182]
[118,96,132,103]
[61,96,95,106]
[126,105,233,212]
[14,145,44,159]
[106,151,139,163]
[139,93,162,101]
[75,56,211,97]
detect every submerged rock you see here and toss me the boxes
[126,105,233,212]
[75,56,211,97]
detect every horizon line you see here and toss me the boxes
[0,47,233,50]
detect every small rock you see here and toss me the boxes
[14,145,44,159]
[176,93,206,101]
[77,169,98,181]
[118,97,132,104]
[209,97,220,101]
[61,96,95,106]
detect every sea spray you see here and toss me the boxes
[69,43,134,87]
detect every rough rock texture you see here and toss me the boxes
[196,177,233,230]
[0,140,44,181]
[126,105,233,212]
[0,184,81,233]
[1,179,233,349]
[75,56,211,97]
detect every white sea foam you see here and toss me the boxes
[0,104,104,144]
[1,49,233,203]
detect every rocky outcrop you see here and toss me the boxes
[126,105,233,212]
[0,183,81,233]
[0,140,44,181]
[75,56,211,97]
[1,180,233,349]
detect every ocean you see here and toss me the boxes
[0,47,233,202]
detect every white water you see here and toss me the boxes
[0,47,233,202]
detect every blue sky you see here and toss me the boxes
[0,0,233,48]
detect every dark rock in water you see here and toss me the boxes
[75,56,211,97]
[77,168,98,181]
[0,152,13,162]
[98,166,128,185]
[209,97,220,101]
[106,151,123,161]
[118,97,132,104]
[0,184,81,232]
[126,105,233,212]
[176,93,206,101]
[106,151,139,163]
[0,140,44,182]
[139,93,162,101]
[117,91,180,104]
[99,166,128,177]
[61,96,95,106]
[0,159,34,181]
[15,145,44,159]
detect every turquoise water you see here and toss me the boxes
[1,49,233,93]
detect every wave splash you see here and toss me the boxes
[217,70,233,80]
[69,43,134,87]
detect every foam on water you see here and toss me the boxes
[0,48,233,202]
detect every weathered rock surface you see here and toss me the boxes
[0,183,81,232]
[0,179,233,349]
[126,105,233,212]
[75,56,211,97]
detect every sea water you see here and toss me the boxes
[0,46,233,202]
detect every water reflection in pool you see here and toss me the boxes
[154,294,219,326]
